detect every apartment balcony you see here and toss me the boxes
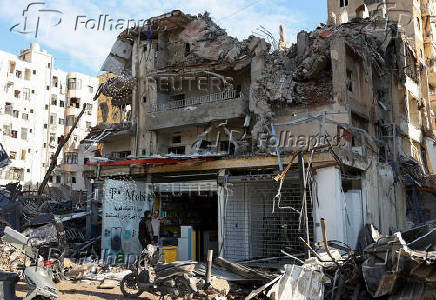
[146,90,247,130]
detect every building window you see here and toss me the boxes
[9,61,16,73]
[21,149,26,160]
[24,69,31,80]
[85,103,92,113]
[168,146,185,155]
[23,88,30,100]
[65,152,78,164]
[346,69,353,92]
[21,128,27,140]
[51,94,57,105]
[52,76,58,87]
[340,0,348,7]
[66,115,76,126]
[44,124,48,129]
[11,130,17,138]
[50,114,56,125]
[14,90,20,98]
[22,113,29,120]
[45,104,49,110]
[30,109,34,113]
[67,78,82,90]
[47,63,51,68]
[43,143,47,148]
[172,136,182,144]
[3,124,11,136]
[69,97,80,108]
[32,70,36,75]
[110,151,131,159]
[31,89,35,94]
[59,118,64,125]
[9,151,17,159]
[86,121,91,129]
[27,169,30,173]
[13,110,19,118]
[8,168,23,180]
[49,133,56,144]
[59,100,65,107]
[56,176,61,183]
[15,70,22,78]
[5,103,12,115]
[88,85,93,93]
[71,176,77,184]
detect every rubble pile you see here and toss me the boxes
[253,19,401,108]
[245,221,436,299]
[0,241,25,274]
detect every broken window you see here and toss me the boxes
[346,69,353,92]
[23,88,30,100]
[185,43,191,57]
[69,97,80,108]
[168,146,185,155]
[340,0,348,7]
[24,69,31,80]
[219,141,235,155]
[67,78,82,90]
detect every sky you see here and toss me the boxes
[0,0,327,77]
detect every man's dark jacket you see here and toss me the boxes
[138,217,153,248]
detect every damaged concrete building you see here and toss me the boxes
[83,9,436,263]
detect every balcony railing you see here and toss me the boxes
[151,90,243,112]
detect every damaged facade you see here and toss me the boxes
[84,9,436,266]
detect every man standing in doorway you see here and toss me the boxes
[139,211,153,249]
[151,210,162,244]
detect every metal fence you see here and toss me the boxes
[223,178,313,264]
[152,90,243,112]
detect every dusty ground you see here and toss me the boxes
[16,280,158,300]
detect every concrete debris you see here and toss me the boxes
[244,220,436,299]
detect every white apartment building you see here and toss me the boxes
[0,43,98,192]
